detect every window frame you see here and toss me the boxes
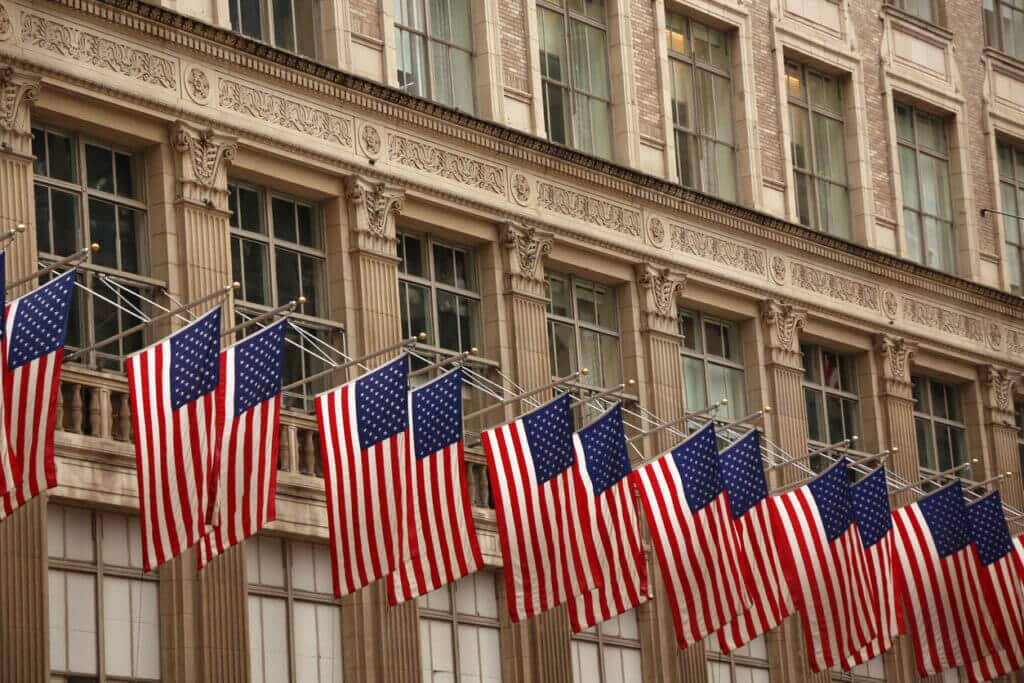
[705,633,770,682]
[801,344,861,445]
[996,140,1024,294]
[1016,399,1024,473]
[570,613,643,683]
[227,0,321,58]
[912,374,968,473]
[678,308,746,420]
[416,573,503,683]
[393,0,476,113]
[545,272,622,388]
[888,0,941,25]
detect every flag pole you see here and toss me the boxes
[714,406,771,432]
[0,222,26,248]
[222,298,303,339]
[281,333,425,392]
[569,379,635,407]
[888,460,978,495]
[462,368,590,422]
[963,471,1014,493]
[625,398,730,444]
[408,348,477,378]
[766,436,859,471]
[846,447,896,468]
[64,283,238,363]
[7,243,100,290]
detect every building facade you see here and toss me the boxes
[1,0,1023,681]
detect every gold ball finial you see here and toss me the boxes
[14,223,26,233]
[763,405,773,413]
[232,281,241,290]
[720,397,729,405]
[580,367,590,376]
[90,243,100,253]
[417,332,428,342]
[297,296,307,305]
[627,378,636,386]
[891,445,899,453]
[1006,471,1014,477]
[469,347,478,355]
[851,435,859,443]
[972,458,980,464]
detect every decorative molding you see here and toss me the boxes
[170,120,237,209]
[510,172,531,206]
[902,296,985,344]
[0,4,13,41]
[218,79,353,147]
[184,65,210,105]
[502,222,552,298]
[670,223,767,277]
[0,65,39,154]
[636,263,686,336]
[388,133,505,196]
[359,123,381,159]
[647,217,666,248]
[537,183,641,236]
[875,333,916,399]
[344,176,404,256]
[769,255,787,285]
[980,364,1019,423]
[881,289,899,320]
[790,262,879,311]
[21,12,176,90]
[761,299,806,366]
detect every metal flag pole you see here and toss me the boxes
[408,348,477,378]
[963,471,1014,493]
[0,222,26,249]
[222,298,303,339]
[845,447,897,469]
[281,333,426,393]
[714,406,772,432]
[624,399,730,444]
[766,436,859,471]
[462,368,589,423]
[569,379,634,408]
[888,460,978,495]
[7,243,99,290]
[64,283,238,363]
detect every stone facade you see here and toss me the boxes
[2,0,1024,681]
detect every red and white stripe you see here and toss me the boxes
[966,536,1024,682]
[892,504,1006,676]
[772,488,878,672]
[568,434,650,631]
[717,496,793,652]
[198,351,281,567]
[845,531,900,668]
[631,455,751,649]
[0,341,19,500]
[482,419,602,622]
[0,299,63,519]
[388,436,483,604]
[317,381,410,597]
[126,333,218,572]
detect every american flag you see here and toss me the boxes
[317,354,411,597]
[481,393,602,622]
[568,404,650,631]
[965,492,1024,683]
[892,480,1007,677]
[771,457,878,672]
[0,252,19,500]
[714,430,793,652]
[845,466,900,669]
[126,308,221,571]
[388,368,483,604]
[632,423,751,649]
[0,269,76,519]
[198,320,286,568]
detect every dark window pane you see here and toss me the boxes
[272,0,296,52]
[242,240,268,305]
[805,388,825,442]
[34,185,51,253]
[575,282,597,324]
[117,207,140,274]
[85,144,114,193]
[239,187,264,233]
[272,197,297,242]
[115,153,135,199]
[240,0,263,39]
[436,289,459,350]
[911,376,925,411]
[275,249,301,305]
[433,243,455,286]
[548,276,572,317]
[453,249,476,291]
[296,203,314,247]
[550,321,577,376]
[930,381,948,419]
[293,0,318,58]
[680,313,699,351]
[228,185,240,228]
[402,235,425,277]
[32,128,46,176]
[705,321,725,358]
[47,132,76,182]
[459,296,480,351]
[88,199,118,269]
[402,282,432,343]
[915,417,933,469]
[231,236,243,293]
[544,82,569,145]
[64,277,85,351]
[300,255,322,317]
[51,189,80,257]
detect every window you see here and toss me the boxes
[706,634,769,682]
[895,103,955,273]
[418,573,502,683]
[889,0,940,24]
[228,0,319,57]
[32,126,154,371]
[786,62,850,238]
[986,0,1024,58]
[1016,400,1024,472]
[229,182,341,411]
[997,142,1024,293]
[679,309,745,420]
[571,611,642,683]
[246,535,343,683]
[912,375,967,472]
[832,657,886,681]
[537,0,612,158]
[48,506,160,682]
[666,13,737,202]
[394,0,474,113]
[546,274,621,390]
[802,345,860,458]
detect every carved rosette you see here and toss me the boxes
[768,255,787,286]
[184,66,211,105]
[345,175,405,257]
[510,172,531,206]
[502,222,552,298]
[875,334,916,399]
[646,216,666,248]
[636,263,686,336]
[359,123,382,160]
[0,66,40,155]
[981,365,1019,425]
[761,299,806,367]
[170,120,237,210]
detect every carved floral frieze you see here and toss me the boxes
[790,262,879,311]
[669,224,766,277]
[537,183,641,236]
[389,133,505,196]
[0,4,12,41]
[902,296,985,344]
[218,79,352,146]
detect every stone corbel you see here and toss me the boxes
[635,262,686,336]
[760,299,806,367]
[874,333,916,400]
[344,175,405,258]
[170,120,237,212]
[980,364,1019,426]
[0,66,40,156]
[502,222,552,299]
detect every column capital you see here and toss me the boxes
[345,175,405,257]
[635,262,686,336]
[760,298,806,367]
[502,221,552,299]
[979,364,1019,425]
[0,65,40,155]
[170,120,237,211]
[874,334,916,399]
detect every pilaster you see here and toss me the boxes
[0,65,40,293]
[0,497,47,682]
[874,334,919,504]
[979,365,1023,511]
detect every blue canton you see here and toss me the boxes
[719,430,767,520]
[917,481,971,560]
[355,354,409,449]
[850,467,892,549]
[169,308,221,411]
[577,404,631,497]
[672,423,723,513]
[522,393,574,485]
[412,368,463,460]
[807,458,854,543]
[967,491,1013,567]
[8,269,75,370]
[232,320,285,417]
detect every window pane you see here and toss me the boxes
[401,234,426,277]
[297,202,315,247]
[919,155,952,219]
[575,281,597,324]
[433,243,456,286]
[242,240,269,305]
[813,114,847,183]
[49,187,84,256]
[550,320,577,376]
[571,640,601,683]
[904,209,923,264]
[540,9,566,82]
[670,60,693,129]
[702,139,737,202]
[397,29,428,97]
[272,0,296,51]
[301,254,323,316]
[805,388,826,442]
[679,312,700,351]
[48,571,68,672]
[449,0,473,48]
[580,328,603,385]
[47,130,77,182]
[459,296,481,351]
[402,281,432,342]
[683,355,708,412]
[421,619,455,682]
[238,186,265,233]
[544,82,570,145]
[819,180,851,239]
[449,48,475,113]
[453,248,477,292]
[272,197,297,242]
[599,333,622,385]
[430,41,455,107]
[436,289,460,350]
[67,572,98,675]
[790,105,811,171]
[115,152,136,199]
[118,206,141,274]
[88,199,118,269]
[293,0,318,57]
[85,144,114,193]
[916,112,947,154]
[898,145,920,210]
[238,0,263,38]
[595,285,617,330]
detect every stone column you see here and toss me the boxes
[0,65,47,683]
[339,175,418,683]
[980,366,1022,510]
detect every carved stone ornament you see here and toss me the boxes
[502,222,552,297]
[510,172,531,206]
[636,263,686,335]
[874,334,916,399]
[647,217,666,248]
[881,289,899,320]
[184,66,211,105]
[170,121,237,209]
[345,176,405,256]
[0,66,40,154]
[981,365,1019,423]
[0,4,13,41]
[359,123,382,159]
[760,299,806,358]
[769,255,787,285]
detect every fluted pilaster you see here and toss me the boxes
[874,335,919,506]
[0,66,40,294]
[0,497,47,682]
[760,299,808,486]
[197,546,249,682]
[979,365,1023,511]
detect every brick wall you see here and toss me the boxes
[751,2,784,185]
[501,0,531,94]
[632,0,664,141]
